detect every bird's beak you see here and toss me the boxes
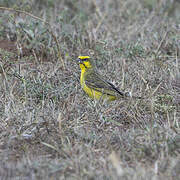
[77,58,82,64]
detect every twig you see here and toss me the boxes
[155,30,169,56]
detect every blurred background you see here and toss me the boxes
[0,0,179,179]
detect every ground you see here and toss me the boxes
[0,0,179,179]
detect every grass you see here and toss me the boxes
[0,0,179,179]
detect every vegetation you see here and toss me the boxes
[0,0,179,179]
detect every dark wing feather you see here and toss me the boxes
[84,70,124,97]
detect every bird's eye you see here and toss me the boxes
[82,58,88,61]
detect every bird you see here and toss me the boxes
[77,56,137,101]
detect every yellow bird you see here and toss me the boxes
[77,56,128,101]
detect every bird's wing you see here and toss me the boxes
[85,70,124,97]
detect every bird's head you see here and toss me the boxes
[78,56,92,70]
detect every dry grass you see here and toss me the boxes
[0,0,180,179]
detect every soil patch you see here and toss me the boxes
[0,39,32,57]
